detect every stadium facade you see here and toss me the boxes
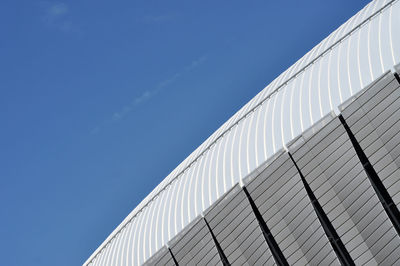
[85,0,400,265]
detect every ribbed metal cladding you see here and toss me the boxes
[168,248,179,266]
[288,113,400,265]
[243,151,340,266]
[85,1,400,264]
[339,71,400,209]
[167,217,223,265]
[287,152,354,266]
[204,218,230,266]
[338,114,400,237]
[242,187,288,266]
[144,70,400,266]
[142,247,174,266]
[204,184,276,265]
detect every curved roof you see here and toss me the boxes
[85,0,400,265]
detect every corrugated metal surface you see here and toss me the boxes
[204,185,275,265]
[245,151,340,265]
[85,1,400,264]
[289,115,400,265]
[142,69,400,265]
[340,73,400,207]
[168,217,222,265]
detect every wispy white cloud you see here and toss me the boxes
[112,90,152,121]
[47,2,68,16]
[91,55,207,133]
[111,56,206,122]
[40,2,77,32]
[185,56,207,71]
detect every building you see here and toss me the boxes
[85,0,400,265]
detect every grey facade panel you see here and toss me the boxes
[143,69,400,266]
[245,151,339,266]
[289,116,400,265]
[205,185,275,265]
[142,247,174,266]
[168,217,222,266]
[86,1,400,264]
[340,73,400,208]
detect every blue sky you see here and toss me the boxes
[0,1,371,265]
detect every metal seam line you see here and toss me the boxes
[287,152,355,266]
[242,186,289,266]
[394,73,400,84]
[203,217,230,266]
[338,114,400,237]
[168,248,179,266]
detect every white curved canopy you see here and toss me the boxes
[85,0,400,265]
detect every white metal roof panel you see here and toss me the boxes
[85,1,400,265]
